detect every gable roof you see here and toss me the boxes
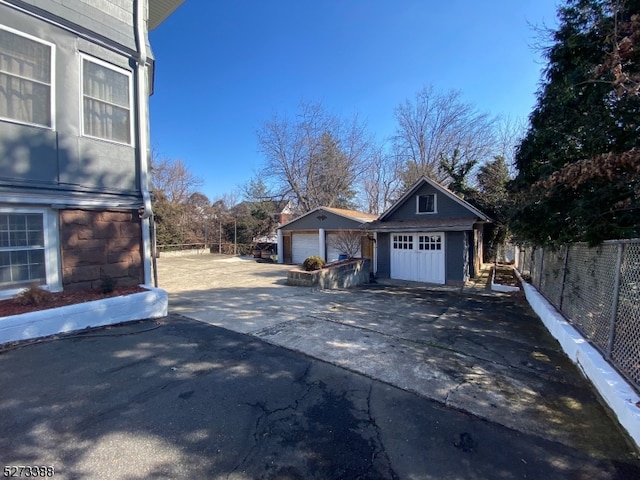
[378,176,490,222]
[322,207,379,223]
[279,206,378,230]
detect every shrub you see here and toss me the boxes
[99,275,117,294]
[15,284,54,306]
[302,256,325,271]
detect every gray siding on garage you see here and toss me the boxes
[446,231,466,283]
[0,3,140,201]
[385,183,478,222]
[375,232,391,278]
[281,209,367,231]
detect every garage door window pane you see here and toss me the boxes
[393,235,414,250]
[419,234,442,251]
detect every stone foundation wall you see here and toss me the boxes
[287,259,371,289]
[60,210,143,291]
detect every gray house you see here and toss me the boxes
[369,176,490,285]
[277,207,378,264]
[0,0,183,299]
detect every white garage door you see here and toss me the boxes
[292,233,319,264]
[390,233,445,284]
[326,233,361,262]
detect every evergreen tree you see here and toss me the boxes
[510,0,640,246]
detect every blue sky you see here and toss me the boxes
[149,1,559,202]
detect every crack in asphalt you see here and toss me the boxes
[230,362,316,476]
[365,383,400,480]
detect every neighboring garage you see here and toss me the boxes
[291,233,319,264]
[278,207,377,265]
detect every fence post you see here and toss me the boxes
[538,247,544,289]
[606,243,624,360]
[558,244,570,312]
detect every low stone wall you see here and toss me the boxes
[157,248,209,258]
[60,209,143,291]
[287,259,370,289]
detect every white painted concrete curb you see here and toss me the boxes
[516,270,640,448]
[490,266,520,293]
[0,287,168,345]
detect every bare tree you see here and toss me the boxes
[494,116,526,177]
[257,101,373,213]
[328,230,363,259]
[393,85,496,188]
[358,143,402,214]
[151,157,203,204]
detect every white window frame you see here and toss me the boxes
[0,25,56,130]
[418,234,442,251]
[392,234,414,250]
[416,194,437,214]
[0,207,61,299]
[80,53,133,146]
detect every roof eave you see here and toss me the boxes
[149,0,185,30]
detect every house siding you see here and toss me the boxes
[8,0,139,52]
[376,232,391,278]
[386,183,477,221]
[281,210,366,231]
[446,231,465,283]
[0,0,156,297]
[0,5,140,199]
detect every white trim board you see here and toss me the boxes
[0,287,168,345]
[515,269,640,449]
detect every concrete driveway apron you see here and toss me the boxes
[157,255,640,466]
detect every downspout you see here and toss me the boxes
[134,0,154,286]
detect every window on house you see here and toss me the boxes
[0,213,46,287]
[417,194,436,214]
[0,27,53,127]
[82,57,131,144]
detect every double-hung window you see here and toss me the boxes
[0,209,59,295]
[0,213,46,287]
[82,56,132,144]
[0,26,53,127]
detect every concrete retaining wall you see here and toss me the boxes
[287,259,370,289]
[515,269,640,449]
[0,287,168,345]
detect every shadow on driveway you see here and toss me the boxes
[1,315,639,479]
[1,254,637,478]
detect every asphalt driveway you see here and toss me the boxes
[156,256,639,461]
[0,254,638,479]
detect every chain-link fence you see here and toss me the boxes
[516,240,640,393]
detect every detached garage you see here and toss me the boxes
[369,177,490,285]
[277,207,378,265]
